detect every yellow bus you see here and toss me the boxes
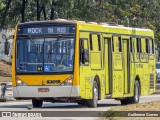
[5,20,156,107]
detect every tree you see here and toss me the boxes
[50,0,57,20]
[36,0,40,21]
[0,0,160,42]
[0,0,12,28]
[42,5,47,20]
[21,0,28,23]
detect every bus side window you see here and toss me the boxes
[98,35,101,51]
[89,34,93,50]
[136,37,142,53]
[136,38,139,52]
[90,34,101,51]
[140,38,142,53]
[112,36,114,52]
[148,39,154,55]
[145,38,149,53]
[152,39,154,54]
[80,38,89,64]
[118,36,122,52]
[91,34,100,52]
[130,37,133,52]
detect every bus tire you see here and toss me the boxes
[120,98,129,105]
[77,101,86,105]
[130,80,140,104]
[87,81,99,108]
[32,99,43,108]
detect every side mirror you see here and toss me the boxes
[4,41,10,55]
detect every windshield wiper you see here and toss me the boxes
[29,35,41,62]
[46,38,62,64]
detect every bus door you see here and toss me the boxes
[112,36,123,97]
[104,38,112,94]
[122,39,130,94]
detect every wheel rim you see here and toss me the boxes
[94,84,98,104]
[135,84,139,101]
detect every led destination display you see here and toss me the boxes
[18,26,75,35]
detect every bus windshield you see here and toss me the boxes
[16,37,75,73]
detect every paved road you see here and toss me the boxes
[1,94,160,111]
[156,82,160,91]
[0,94,160,120]
[0,82,160,120]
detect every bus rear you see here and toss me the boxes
[12,21,80,107]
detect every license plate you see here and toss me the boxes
[38,88,49,92]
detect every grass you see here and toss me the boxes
[102,101,160,120]
[0,76,11,82]
[0,61,12,82]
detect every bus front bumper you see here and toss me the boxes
[13,86,79,98]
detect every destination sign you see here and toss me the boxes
[18,26,75,35]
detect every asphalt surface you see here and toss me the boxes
[1,94,160,111]
[156,82,160,91]
[0,83,160,120]
[0,95,160,120]
[1,82,160,111]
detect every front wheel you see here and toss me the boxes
[87,81,99,108]
[32,99,43,108]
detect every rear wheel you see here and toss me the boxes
[120,81,140,105]
[87,81,99,108]
[32,99,43,108]
[129,80,140,104]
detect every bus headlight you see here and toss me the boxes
[16,77,27,86]
[61,75,73,86]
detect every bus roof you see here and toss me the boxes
[17,20,154,37]
[18,19,152,31]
